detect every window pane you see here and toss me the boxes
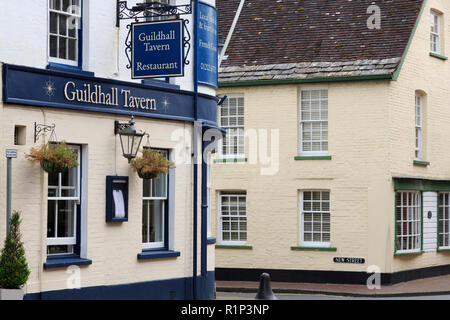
[47,245,74,255]
[47,201,56,238]
[396,191,421,251]
[68,39,77,61]
[59,14,67,36]
[302,191,330,244]
[50,12,58,34]
[62,0,70,12]
[142,201,149,243]
[61,166,77,197]
[149,200,164,243]
[50,35,58,58]
[59,37,67,59]
[57,200,75,238]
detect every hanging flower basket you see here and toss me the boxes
[136,168,159,180]
[26,142,78,174]
[130,149,175,180]
[41,160,67,174]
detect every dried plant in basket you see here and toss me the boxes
[26,142,78,174]
[130,148,175,179]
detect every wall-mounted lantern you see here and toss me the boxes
[114,116,146,163]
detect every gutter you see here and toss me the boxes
[193,0,200,300]
[219,73,394,88]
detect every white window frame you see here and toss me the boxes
[218,193,247,246]
[415,94,423,160]
[299,88,329,156]
[142,151,169,250]
[48,0,81,66]
[439,193,450,250]
[219,95,245,159]
[395,191,422,254]
[431,11,441,54]
[146,0,172,21]
[47,145,81,255]
[299,190,331,248]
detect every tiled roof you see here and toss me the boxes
[217,0,423,83]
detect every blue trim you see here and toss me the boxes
[206,237,216,245]
[46,63,94,77]
[25,271,215,300]
[137,250,181,260]
[192,0,200,300]
[201,139,208,277]
[3,64,219,126]
[44,255,92,269]
[141,79,180,90]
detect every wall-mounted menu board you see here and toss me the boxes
[106,176,129,222]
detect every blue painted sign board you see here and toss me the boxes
[132,20,184,79]
[197,3,218,88]
[2,64,219,126]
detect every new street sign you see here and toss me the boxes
[132,20,184,79]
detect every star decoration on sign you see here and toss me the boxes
[43,80,56,98]
[162,96,170,112]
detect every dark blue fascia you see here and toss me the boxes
[3,63,219,126]
[44,255,92,269]
[137,250,181,260]
[24,271,215,300]
[46,63,94,77]
[141,78,180,90]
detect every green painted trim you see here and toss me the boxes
[394,178,450,192]
[215,245,253,250]
[394,250,424,257]
[291,246,337,252]
[437,247,450,252]
[392,0,427,81]
[429,52,449,60]
[214,158,248,163]
[295,156,332,161]
[394,192,398,253]
[413,160,430,166]
[438,194,441,251]
[421,192,424,251]
[219,74,392,88]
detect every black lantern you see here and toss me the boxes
[115,116,146,163]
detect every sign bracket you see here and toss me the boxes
[117,1,192,70]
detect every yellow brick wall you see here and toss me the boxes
[214,81,391,273]
[213,0,450,277]
[388,0,450,273]
[0,84,206,294]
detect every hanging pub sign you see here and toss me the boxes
[131,20,184,79]
[197,3,218,88]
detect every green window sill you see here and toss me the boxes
[394,250,423,256]
[413,160,430,167]
[215,245,253,250]
[437,247,450,252]
[295,156,332,161]
[214,158,248,163]
[430,52,449,60]
[291,246,337,252]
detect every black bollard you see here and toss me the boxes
[255,273,278,300]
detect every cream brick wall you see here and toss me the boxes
[388,0,450,273]
[213,0,450,277]
[213,81,391,273]
[0,92,206,294]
